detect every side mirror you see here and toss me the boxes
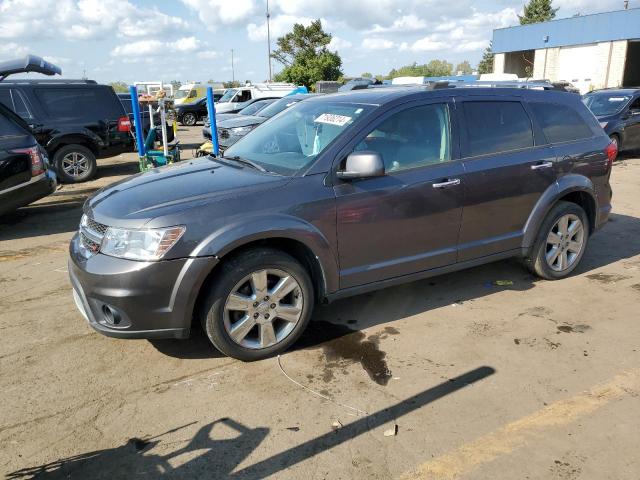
[336,151,385,180]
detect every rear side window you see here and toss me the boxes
[35,87,124,119]
[11,90,32,118]
[0,109,27,136]
[529,102,593,144]
[463,101,533,157]
[0,89,12,110]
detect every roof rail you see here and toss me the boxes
[424,79,567,91]
[0,79,98,85]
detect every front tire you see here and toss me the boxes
[527,201,589,280]
[201,248,314,361]
[181,113,197,126]
[53,144,97,183]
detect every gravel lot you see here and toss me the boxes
[1,126,639,479]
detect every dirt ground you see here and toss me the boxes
[1,125,639,479]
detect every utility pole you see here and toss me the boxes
[266,0,272,82]
[231,49,235,84]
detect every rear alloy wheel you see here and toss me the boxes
[53,144,97,183]
[181,113,197,126]
[527,201,589,280]
[202,248,314,361]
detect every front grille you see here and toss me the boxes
[80,231,101,254]
[84,217,107,236]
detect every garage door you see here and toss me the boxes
[558,44,598,94]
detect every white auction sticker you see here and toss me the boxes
[314,113,352,126]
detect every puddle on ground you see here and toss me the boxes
[557,324,591,334]
[586,273,631,284]
[297,321,398,386]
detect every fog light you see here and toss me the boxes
[102,304,122,325]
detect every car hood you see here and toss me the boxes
[218,115,267,129]
[85,157,288,226]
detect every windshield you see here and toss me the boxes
[224,100,373,176]
[174,89,190,99]
[256,97,303,118]
[582,94,631,116]
[239,99,274,116]
[218,89,237,103]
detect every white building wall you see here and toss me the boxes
[493,53,505,74]
[607,40,628,88]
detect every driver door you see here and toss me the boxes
[333,99,465,289]
[623,96,640,150]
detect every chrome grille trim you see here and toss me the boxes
[79,214,108,257]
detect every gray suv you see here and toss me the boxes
[69,86,615,360]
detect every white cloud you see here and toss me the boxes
[181,0,256,30]
[111,37,200,58]
[197,51,221,59]
[0,42,29,58]
[366,14,427,34]
[247,14,313,42]
[0,0,188,41]
[361,38,396,50]
[328,36,352,52]
[402,35,446,52]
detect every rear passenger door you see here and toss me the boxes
[457,97,557,261]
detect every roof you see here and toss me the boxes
[583,88,640,95]
[492,8,640,53]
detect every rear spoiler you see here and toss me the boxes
[0,55,62,81]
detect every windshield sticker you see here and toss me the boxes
[314,113,352,126]
[608,97,626,102]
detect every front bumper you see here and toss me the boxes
[68,233,218,339]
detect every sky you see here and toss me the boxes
[0,0,629,84]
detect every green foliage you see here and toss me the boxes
[519,0,558,25]
[388,59,453,79]
[223,81,241,88]
[361,72,373,78]
[109,81,129,93]
[455,60,473,75]
[477,45,494,74]
[271,19,343,87]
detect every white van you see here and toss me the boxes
[215,83,301,114]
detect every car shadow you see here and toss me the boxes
[6,366,495,479]
[151,212,640,360]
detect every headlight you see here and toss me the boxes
[229,125,254,136]
[599,121,608,128]
[100,226,185,261]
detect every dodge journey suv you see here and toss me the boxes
[69,86,614,361]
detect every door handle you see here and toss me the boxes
[530,161,553,170]
[432,178,461,188]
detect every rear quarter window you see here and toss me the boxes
[0,109,28,136]
[463,101,534,157]
[35,86,125,120]
[529,102,594,144]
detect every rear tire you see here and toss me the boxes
[200,248,314,361]
[53,144,97,183]
[527,201,589,280]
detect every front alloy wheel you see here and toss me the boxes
[224,269,303,349]
[201,247,314,361]
[182,113,197,126]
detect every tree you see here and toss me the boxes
[361,72,373,78]
[271,19,343,87]
[477,44,494,74]
[386,60,453,79]
[223,81,240,88]
[109,81,129,93]
[519,0,558,25]
[455,60,473,75]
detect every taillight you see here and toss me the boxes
[11,146,44,176]
[118,115,132,132]
[605,141,618,168]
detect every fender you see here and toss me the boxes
[522,174,596,252]
[191,213,339,296]
[45,130,103,154]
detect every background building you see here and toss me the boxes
[492,8,640,93]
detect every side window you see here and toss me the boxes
[0,89,12,110]
[35,87,123,119]
[237,91,251,103]
[0,110,27,136]
[11,90,32,118]
[353,103,451,173]
[529,102,593,144]
[463,101,533,157]
[629,97,640,111]
[188,90,197,98]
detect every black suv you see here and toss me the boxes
[0,102,56,216]
[0,71,131,183]
[69,86,614,361]
[582,88,640,152]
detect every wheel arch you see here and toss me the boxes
[47,134,100,158]
[522,174,597,254]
